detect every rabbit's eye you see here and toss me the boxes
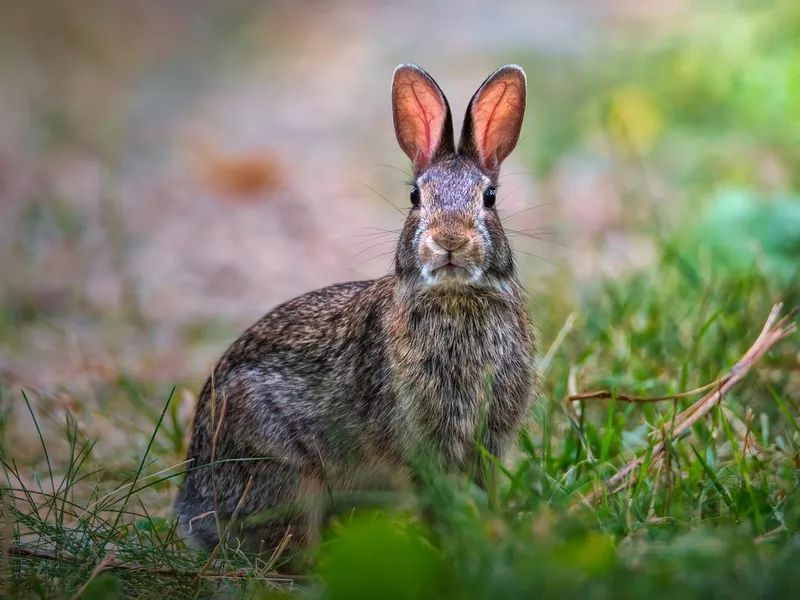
[483,187,497,208]
[410,187,421,208]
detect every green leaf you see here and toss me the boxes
[135,516,169,533]
[320,514,442,600]
[78,574,121,600]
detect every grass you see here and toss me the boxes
[3,1,800,597]
[2,232,798,598]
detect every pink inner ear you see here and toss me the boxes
[471,73,525,170]
[393,70,447,170]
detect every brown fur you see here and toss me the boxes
[174,64,537,558]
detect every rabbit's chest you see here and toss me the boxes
[392,302,530,379]
[389,304,533,466]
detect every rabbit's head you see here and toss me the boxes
[391,64,527,291]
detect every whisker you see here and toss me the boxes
[495,184,525,208]
[499,200,559,221]
[499,171,535,179]
[507,233,568,248]
[361,249,396,263]
[361,227,402,233]
[374,164,413,179]
[512,249,562,269]
[506,227,560,235]
[350,249,397,271]
[358,182,408,217]
[334,229,400,241]
[349,237,397,251]
[347,241,398,268]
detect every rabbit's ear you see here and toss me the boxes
[459,65,526,176]
[392,64,455,173]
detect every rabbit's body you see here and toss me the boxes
[176,65,537,555]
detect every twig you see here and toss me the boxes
[568,378,726,404]
[261,528,293,574]
[573,303,797,508]
[539,312,577,376]
[70,551,117,600]
[754,525,786,544]
[9,545,302,582]
[195,475,254,584]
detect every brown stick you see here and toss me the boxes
[70,551,117,600]
[568,378,726,404]
[573,303,797,508]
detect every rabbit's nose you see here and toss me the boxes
[431,233,470,252]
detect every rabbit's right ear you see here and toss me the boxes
[392,64,455,173]
[458,65,527,177]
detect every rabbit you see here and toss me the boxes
[174,63,537,559]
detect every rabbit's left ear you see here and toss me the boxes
[458,65,526,177]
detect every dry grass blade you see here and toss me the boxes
[70,551,117,600]
[568,379,726,403]
[9,545,301,585]
[539,313,577,376]
[260,528,293,574]
[81,460,192,517]
[195,475,254,584]
[209,374,227,545]
[573,302,797,508]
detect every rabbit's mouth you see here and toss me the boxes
[417,232,485,285]
[421,258,482,286]
[438,263,465,275]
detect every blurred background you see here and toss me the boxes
[1,0,798,475]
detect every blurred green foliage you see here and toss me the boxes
[682,188,800,284]
[523,0,799,303]
[530,0,800,188]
